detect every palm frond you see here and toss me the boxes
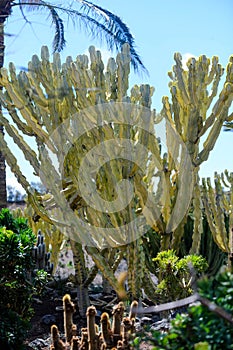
[48,6,66,52]
[76,0,147,73]
[18,0,43,11]
[16,0,66,52]
[223,122,233,131]
[13,0,147,72]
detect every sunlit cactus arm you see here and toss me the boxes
[111,248,126,272]
[89,46,105,97]
[0,114,40,174]
[0,131,30,191]
[205,57,224,109]
[164,53,233,167]
[214,172,230,212]
[116,44,130,101]
[0,67,52,146]
[44,224,64,271]
[27,191,56,225]
[173,52,189,104]
[210,176,229,251]
[220,170,231,189]
[105,57,117,101]
[134,172,165,233]
[195,111,231,166]
[222,171,233,263]
[201,178,229,252]
[0,93,33,135]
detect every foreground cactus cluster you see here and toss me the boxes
[50,294,138,350]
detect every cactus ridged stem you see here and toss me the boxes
[86,306,98,350]
[63,294,76,344]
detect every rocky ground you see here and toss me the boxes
[24,252,169,350]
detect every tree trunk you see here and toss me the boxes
[0,2,11,209]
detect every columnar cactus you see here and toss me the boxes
[201,171,233,270]
[86,305,99,350]
[50,324,66,350]
[31,229,54,273]
[63,294,76,344]
[159,53,233,251]
[112,301,125,338]
[100,312,113,348]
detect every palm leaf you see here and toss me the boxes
[14,0,147,72]
[223,122,233,131]
[76,0,147,72]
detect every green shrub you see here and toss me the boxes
[0,209,48,349]
[153,250,208,302]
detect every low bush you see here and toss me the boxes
[0,209,48,350]
[153,249,208,302]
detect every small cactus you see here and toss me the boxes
[51,324,66,350]
[112,302,125,336]
[129,300,138,321]
[100,312,113,348]
[63,294,76,343]
[79,328,89,350]
[71,336,80,350]
[86,305,99,350]
[32,229,54,274]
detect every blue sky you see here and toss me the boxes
[3,0,233,190]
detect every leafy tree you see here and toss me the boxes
[7,185,26,202]
[0,0,146,209]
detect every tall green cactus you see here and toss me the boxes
[158,53,233,251]
[201,171,233,270]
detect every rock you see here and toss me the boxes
[28,338,50,349]
[141,316,153,326]
[40,314,56,325]
[150,318,171,332]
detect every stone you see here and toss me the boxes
[28,338,50,349]
[40,314,56,325]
